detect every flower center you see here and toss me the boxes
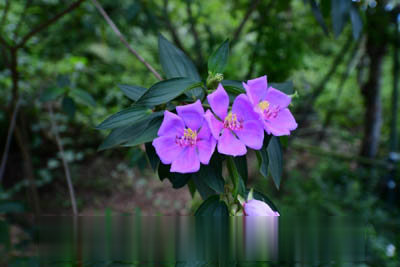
[258,100,279,120]
[258,100,270,111]
[176,128,197,147]
[224,112,243,130]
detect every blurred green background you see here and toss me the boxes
[1,0,400,265]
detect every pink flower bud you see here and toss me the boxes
[243,199,280,216]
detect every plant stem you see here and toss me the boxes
[48,104,78,215]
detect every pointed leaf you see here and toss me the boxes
[158,163,191,189]
[158,34,201,81]
[145,142,159,172]
[270,81,294,95]
[123,115,163,147]
[350,5,362,40]
[137,78,202,107]
[39,87,65,102]
[309,0,329,35]
[331,0,351,37]
[208,39,230,74]
[62,97,76,118]
[257,135,272,178]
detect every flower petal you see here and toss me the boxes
[152,136,184,164]
[244,75,268,105]
[197,138,216,164]
[265,87,291,108]
[232,94,260,122]
[157,111,185,137]
[244,199,279,216]
[207,84,229,120]
[204,109,224,139]
[176,100,205,131]
[217,129,247,156]
[170,146,200,173]
[264,108,297,136]
[235,120,264,150]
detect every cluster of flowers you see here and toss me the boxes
[152,75,297,174]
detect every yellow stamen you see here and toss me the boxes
[184,128,197,140]
[258,100,270,111]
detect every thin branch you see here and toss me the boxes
[48,104,78,215]
[231,0,262,46]
[16,0,86,49]
[186,0,204,65]
[0,99,21,183]
[91,0,163,81]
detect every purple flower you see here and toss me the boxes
[204,84,264,156]
[152,100,216,173]
[244,199,280,216]
[243,76,297,136]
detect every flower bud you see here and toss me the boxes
[243,199,279,216]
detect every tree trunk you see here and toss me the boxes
[360,8,388,158]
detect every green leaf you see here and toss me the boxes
[123,115,163,147]
[194,195,228,217]
[96,106,153,130]
[233,155,248,185]
[62,97,76,118]
[98,114,162,151]
[257,135,272,178]
[208,39,229,74]
[145,142,159,172]
[197,154,225,194]
[267,136,283,190]
[270,81,294,95]
[39,87,66,102]
[245,189,279,213]
[350,4,362,40]
[158,163,191,189]
[137,78,202,107]
[118,84,147,101]
[70,88,96,107]
[158,34,201,81]
[226,157,245,197]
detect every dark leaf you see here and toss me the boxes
[267,136,283,189]
[208,39,230,74]
[227,157,245,197]
[158,163,191,189]
[270,81,294,95]
[98,113,162,151]
[118,84,147,102]
[137,77,202,107]
[158,34,201,81]
[257,135,271,178]
[62,97,76,118]
[194,195,228,217]
[233,155,248,185]
[197,154,225,194]
[96,106,153,130]
[0,202,24,213]
[145,142,159,172]
[123,115,163,147]
[221,80,245,95]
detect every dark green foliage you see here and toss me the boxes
[117,84,147,102]
[208,39,230,74]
